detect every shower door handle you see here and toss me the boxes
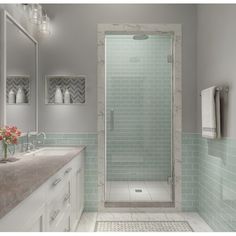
[110,109,114,131]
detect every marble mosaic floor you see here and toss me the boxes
[106,181,172,202]
[76,212,213,232]
[95,221,193,232]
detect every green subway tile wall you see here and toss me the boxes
[44,133,98,212]
[183,132,236,231]
[18,132,236,231]
[198,136,236,231]
[106,34,172,181]
[182,133,199,211]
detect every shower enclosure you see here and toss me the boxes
[106,33,173,203]
[97,24,181,209]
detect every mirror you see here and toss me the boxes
[4,13,38,133]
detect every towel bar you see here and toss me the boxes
[200,86,229,96]
[216,87,229,92]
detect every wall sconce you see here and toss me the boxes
[29,4,42,25]
[21,3,51,36]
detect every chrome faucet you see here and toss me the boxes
[23,132,34,152]
[37,132,46,140]
[35,132,47,149]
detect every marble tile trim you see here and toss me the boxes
[97,24,182,211]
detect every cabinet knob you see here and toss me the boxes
[63,193,71,202]
[52,178,62,186]
[50,209,60,222]
[64,167,72,174]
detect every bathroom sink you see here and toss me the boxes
[23,147,78,157]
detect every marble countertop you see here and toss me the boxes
[0,146,85,219]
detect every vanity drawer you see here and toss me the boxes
[48,197,71,231]
[46,162,74,200]
[47,195,62,228]
[48,180,71,218]
[61,178,72,211]
[47,164,74,229]
[51,208,71,232]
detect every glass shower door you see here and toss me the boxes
[105,34,173,203]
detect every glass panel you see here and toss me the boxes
[105,34,172,202]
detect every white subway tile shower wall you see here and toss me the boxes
[106,35,172,181]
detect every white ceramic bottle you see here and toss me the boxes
[16,87,25,104]
[64,88,71,104]
[55,86,63,104]
[8,89,16,104]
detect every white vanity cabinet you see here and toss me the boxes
[0,149,85,232]
[71,151,85,231]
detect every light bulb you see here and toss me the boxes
[40,14,51,35]
[29,4,42,25]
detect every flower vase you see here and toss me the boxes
[2,142,8,161]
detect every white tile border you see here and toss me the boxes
[97,24,182,212]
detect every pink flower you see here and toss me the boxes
[5,131,11,137]
[0,126,21,144]
[10,126,17,133]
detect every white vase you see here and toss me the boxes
[55,86,63,104]
[16,87,25,104]
[8,89,16,104]
[64,88,71,104]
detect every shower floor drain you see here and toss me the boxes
[135,189,142,192]
[95,221,193,232]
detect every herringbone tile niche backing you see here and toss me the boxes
[45,75,86,104]
[6,75,30,104]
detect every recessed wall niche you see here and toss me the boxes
[45,75,86,104]
[6,75,30,104]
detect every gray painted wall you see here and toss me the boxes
[39,4,197,133]
[197,5,236,138]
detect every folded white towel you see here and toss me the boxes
[201,86,221,139]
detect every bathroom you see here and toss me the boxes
[0,1,235,233]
